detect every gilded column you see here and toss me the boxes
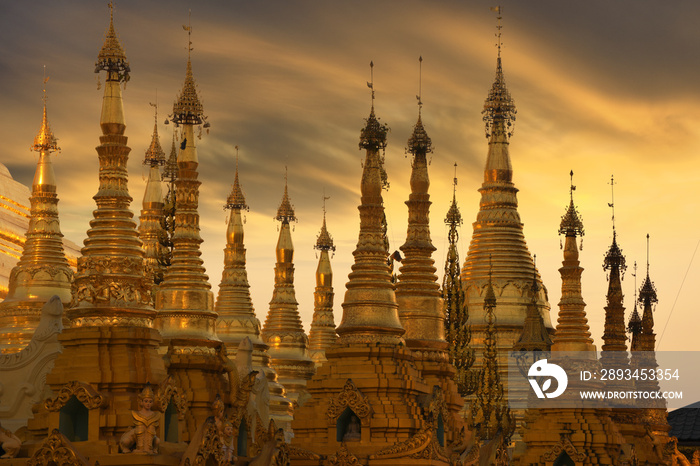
[0,85,73,353]
[550,173,595,353]
[307,202,337,367]
[154,26,227,437]
[215,159,292,426]
[261,177,315,406]
[138,106,166,286]
[28,5,167,447]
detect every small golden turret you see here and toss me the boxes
[637,235,658,353]
[261,171,315,407]
[628,262,643,351]
[396,57,447,361]
[307,196,337,367]
[138,103,166,286]
[550,171,595,353]
[0,76,73,353]
[215,151,293,426]
[335,62,405,344]
[601,176,628,354]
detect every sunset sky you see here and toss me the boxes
[1,1,699,352]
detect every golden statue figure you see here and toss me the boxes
[120,385,161,454]
[342,415,361,442]
[221,421,236,463]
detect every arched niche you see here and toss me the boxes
[336,407,361,442]
[237,419,248,457]
[58,396,88,442]
[553,451,575,466]
[164,400,179,443]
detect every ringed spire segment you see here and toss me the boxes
[275,167,297,224]
[144,102,166,167]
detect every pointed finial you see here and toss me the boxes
[559,170,584,238]
[608,174,617,233]
[445,163,462,229]
[144,100,166,167]
[483,8,516,140]
[162,131,179,182]
[367,61,375,109]
[417,56,423,112]
[315,192,335,252]
[490,6,503,58]
[603,175,626,277]
[170,12,208,129]
[407,57,433,156]
[628,261,642,334]
[184,10,193,58]
[275,167,297,223]
[359,62,389,152]
[95,1,130,82]
[484,254,497,307]
[638,234,658,305]
[531,254,540,295]
[225,145,248,211]
[32,71,60,154]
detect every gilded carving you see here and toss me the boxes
[120,385,161,454]
[541,433,586,462]
[155,375,188,420]
[326,379,372,424]
[27,429,90,466]
[369,425,448,462]
[323,443,362,466]
[44,380,106,411]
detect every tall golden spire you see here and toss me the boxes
[308,195,337,367]
[0,73,73,353]
[601,175,628,354]
[69,1,152,325]
[396,57,456,403]
[443,164,476,396]
[154,16,228,434]
[461,8,550,376]
[155,15,217,342]
[138,102,166,285]
[215,149,293,427]
[513,268,553,352]
[335,62,404,345]
[31,6,167,450]
[550,171,595,353]
[261,172,315,406]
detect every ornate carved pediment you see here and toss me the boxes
[542,432,586,462]
[185,422,225,466]
[287,444,321,460]
[369,425,449,462]
[324,443,362,466]
[27,429,90,466]
[44,380,106,411]
[155,375,187,419]
[326,379,372,425]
